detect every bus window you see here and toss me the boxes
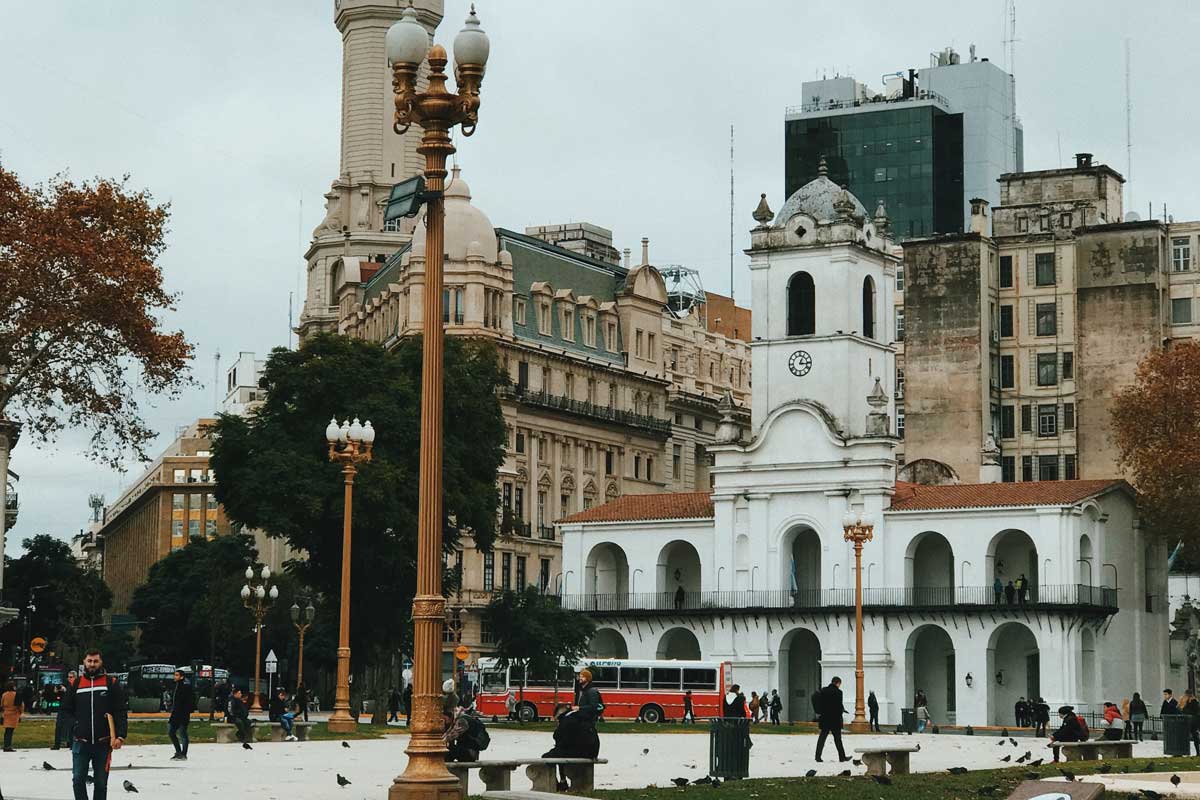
[682,668,717,690]
[619,667,649,689]
[482,671,507,693]
[590,666,618,688]
[650,667,681,690]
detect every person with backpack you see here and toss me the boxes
[62,648,128,800]
[1049,706,1085,761]
[444,710,489,762]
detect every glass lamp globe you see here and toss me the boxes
[325,417,340,443]
[245,565,254,580]
[386,5,430,65]
[349,418,363,442]
[362,420,376,444]
[453,4,490,70]
[269,585,279,600]
[842,512,857,528]
[240,585,251,600]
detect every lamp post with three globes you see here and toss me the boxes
[240,565,278,712]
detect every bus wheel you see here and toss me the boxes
[639,704,664,724]
[517,702,538,723]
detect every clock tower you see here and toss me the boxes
[744,162,899,441]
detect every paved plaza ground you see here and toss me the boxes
[0,727,1189,799]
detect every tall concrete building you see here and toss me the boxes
[297,0,444,340]
[785,45,1021,239]
[899,153,1200,485]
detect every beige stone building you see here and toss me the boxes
[897,153,1200,484]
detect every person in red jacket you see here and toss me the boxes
[63,648,128,800]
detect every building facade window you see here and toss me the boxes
[1036,302,1057,336]
[896,265,905,292]
[605,449,613,475]
[173,469,185,483]
[515,487,525,522]
[538,302,552,334]
[634,454,641,479]
[483,552,494,591]
[895,308,905,341]
[561,493,570,515]
[1064,402,1075,431]
[173,493,185,510]
[515,432,525,454]
[1021,403,1032,433]
[896,367,905,397]
[514,298,526,325]
[673,444,682,478]
[1000,355,1015,389]
[1000,305,1014,338]
[787,271,816,336]
[1001,456,1016,483]
[896,405,905,438]
[1000,405,1015,439]
[646,457,654,482]
[862,276,876,339]
[1038,454,1059,481]
[647,333,656,360]
[1062,352,1074,381]
[1038,404,1058,437]
[561,306,575,341]
[999,255,1014,288]
[1035,252,1056,286]
[516,555,527,587]
[1173,237,1192,272]
[1037,353,1058,386]
[604,320,617,351]
[1065,454,1077,480]
[502,482,512,509]
[1021,455,1033,481]
[1172,297,1193,325]
[502,552,512,590]
[539,558,551,591]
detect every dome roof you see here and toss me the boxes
[412,166,498,262]
[774,167,868,226]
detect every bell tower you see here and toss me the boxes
[745,169,900,439]
[298,0,444,341]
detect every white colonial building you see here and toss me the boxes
[558,173,1170,727]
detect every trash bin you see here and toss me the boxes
[709,717,752,779]
[900,707,917,734]
[1162,714,1191,756]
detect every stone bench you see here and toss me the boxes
[446,758,608,795]
[1049,740,1134,761]
[212,721,314,743]
[854,744,921,776]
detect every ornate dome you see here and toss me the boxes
[411,166,498,262]
[773,159,868,227]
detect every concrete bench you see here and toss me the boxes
[212,721,314,743]
[446,758,608,795]
[854,745,921,777]
[1050,740,1134,761]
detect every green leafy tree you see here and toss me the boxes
[481,587,596,717]
[209,333,507,701]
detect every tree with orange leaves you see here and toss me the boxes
[0,166,193,585]
[1111,340,1200,562]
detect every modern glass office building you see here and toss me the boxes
[785,101,964,239]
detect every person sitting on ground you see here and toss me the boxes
[1049,705,1084,761]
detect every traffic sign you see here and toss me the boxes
[265,649,278,675]
[454,644,470,662]
[29,637,47,653]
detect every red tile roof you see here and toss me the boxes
[558,492,714,524]
[888,479,1130,511]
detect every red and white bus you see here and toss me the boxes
[475,658,733,723]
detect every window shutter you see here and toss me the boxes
[1057,298,1065,336]
[1027,299,1036,336]
[1029,350,1037,385]
[1027,253,1036,286]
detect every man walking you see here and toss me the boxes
[388,687,401,723]
[683,690,695,724]
[770,690,783,726]
[867,690,880,732]
[168,669,194,761]
[814,677,850,763]
[63,649,128,800]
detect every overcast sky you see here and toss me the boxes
[2,1,1198,555]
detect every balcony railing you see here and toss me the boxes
[538,525,555,541]
[500,385,672,437]
[559,584,1118,614]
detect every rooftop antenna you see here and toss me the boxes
[1125,38,1133,213]
[1002,0,1019,170]
[296,195,303,349]
[213,349,221,415]
[729,124,735,302]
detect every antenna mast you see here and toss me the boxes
[1125,38,1133,212]
[729,124,735,302]
[213,349,221,415]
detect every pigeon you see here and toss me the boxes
[671,778,689,787]
[1028,758,1043,767]
[242,743,252,750]
[998,738,1006,745]
[123,780,138,793]
[1059,768,1077,782]
[643,748,651,755]
[1017,751,1031,763]
[336,774,352,788]
[42,762,55,771]
[1098,764,1113,774]
[805,770,817,778]
[870,774,892,785]
[839,770,852,777]
[1171,775,1182,788]
[342,741,351,749]
[852,759,863,766]
[694,776,713,785]
[948,767,968,775]
[1000,755,1012,762]
[976,786,998,796]
[1009,738,1018,747]
[1139,790,1162,800]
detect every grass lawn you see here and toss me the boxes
[3,719,397,748]
[590,756,1200,800]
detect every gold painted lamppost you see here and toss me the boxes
[842,509,875,735]
[324,416,376,734]
[385,5,489,800]
[240,565,278,712]
[290,598,316,690]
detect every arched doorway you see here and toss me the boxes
[862,275,876,339]
[1079,534,1095,586]
[779,628,822,722]
[906,625,956,725]
[656,627,701,660]
[589,628,629,658]
[657,540,701,609]
[988,529,1038,603]
[987,622,1040,725]
[585,542,629,609]
[783,525,821,606]
[906,531,954,605]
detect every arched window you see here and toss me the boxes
[787,271,815,336]
[862,275,876,339]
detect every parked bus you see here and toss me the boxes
[475,658,732,723]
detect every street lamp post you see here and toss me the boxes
[291,599,316,690]
[240,566,278,712]
[385,5,490,800]
[842,509,875,735]
[325,416,376,734]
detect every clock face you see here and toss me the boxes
[788,350,812,377]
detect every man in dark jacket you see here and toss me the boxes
[63,649,128,800]
[52,671,78,750]
[1163,688,1180,717]
[867,690,880,732]
[814,677,850,763]
[168,669,194,761]
[229,687,253,749]
[722,684,747,718]
[214,681,231,723]
[1049,705,1084,761]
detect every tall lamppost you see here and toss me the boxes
[385,5,489,800]
[842,509,875,734]
[291,598,316,690]
[325,416,376,733]
[240,566,278,712]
